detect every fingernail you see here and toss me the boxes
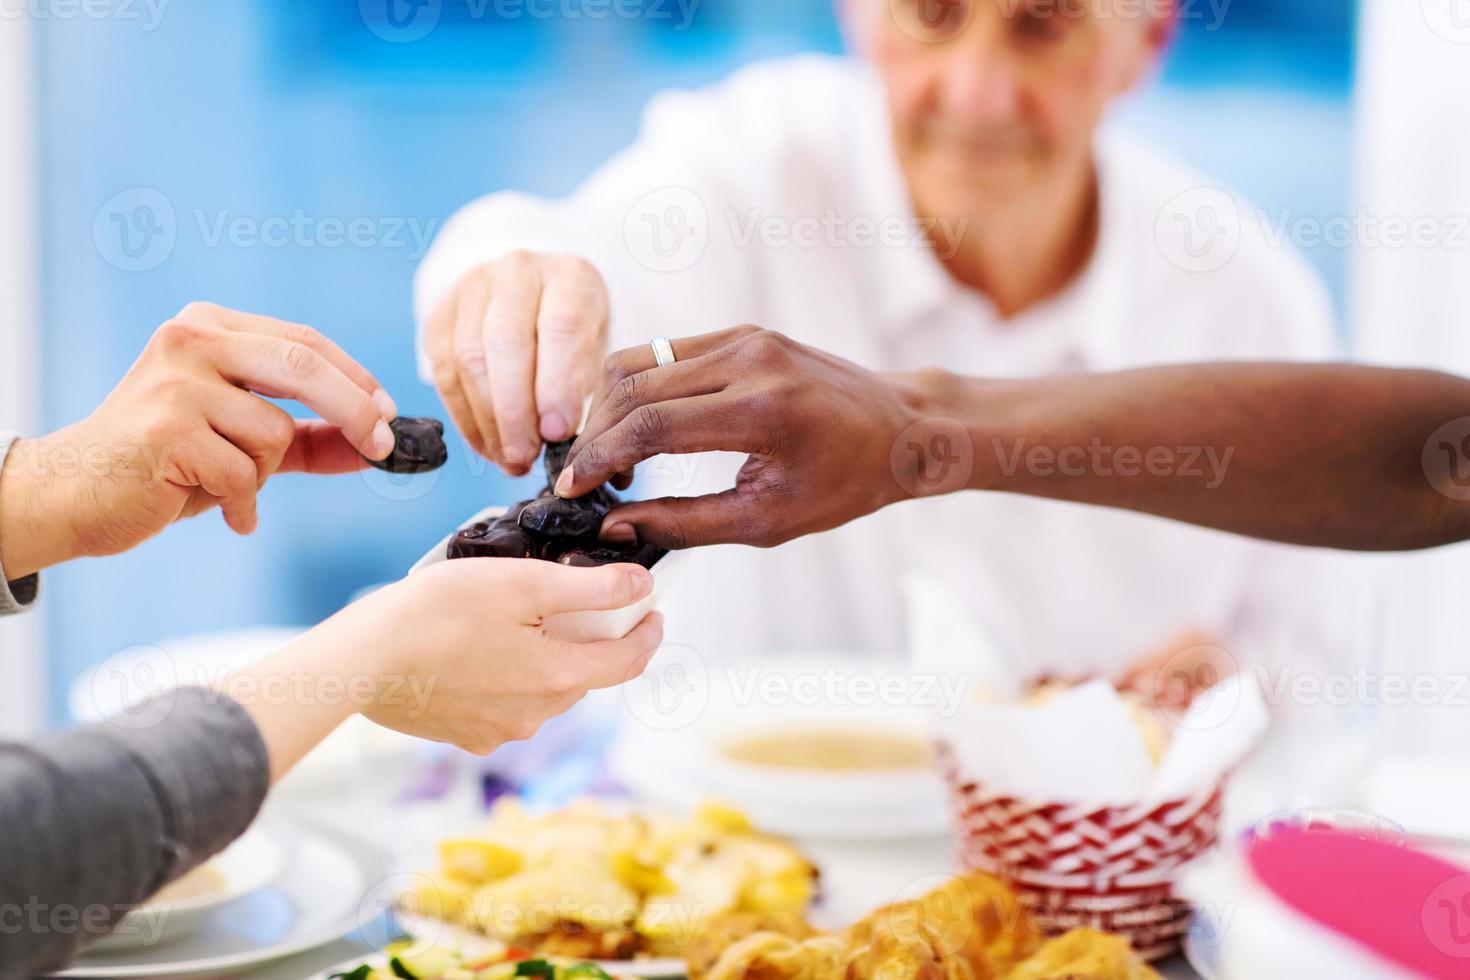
[628,566,653,599]
[503,446,526,470]
[371,418,395,458]
[603,521,637,544]
[541,413,570,441]
[554,466,575,497]
[372,387,398,420]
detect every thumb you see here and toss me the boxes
[276,419,370,475]
[600,490,770,550]
[515,560,655,618]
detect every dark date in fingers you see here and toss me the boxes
[368,417,449,474]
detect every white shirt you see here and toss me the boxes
[417,55,1342,675]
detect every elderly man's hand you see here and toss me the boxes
[555,326,947,550]
[0,303,399,578]
[422,251,609,475]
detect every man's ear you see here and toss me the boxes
[1144,0,1179,55]
[1115,0,1177,93]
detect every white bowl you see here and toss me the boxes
[609,654,951,840]
[411,505,686,643]
[89,823,286,952]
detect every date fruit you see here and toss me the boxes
[368,417,449,474]
[447,440,666,570]
[518,494,603,539]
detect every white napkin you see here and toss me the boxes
[903,572,1019,700]
[908,574,1270,807]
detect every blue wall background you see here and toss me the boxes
[36,0,1357,723]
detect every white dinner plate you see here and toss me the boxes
[392,914,688,979]
[87,822,288,953]
[50,815,391,978]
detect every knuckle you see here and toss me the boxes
[600,349,637,389]
[538,308,588,340]
[628,404,669,448]
[560,254,601,282]
[596,568,632,605]
[226,458,259,494]
[176,300,221,323]
[745,328,792,364]
[281,321,325,350]
[485,324,534,358]
[279,341,321,380]
[607,372,646,417]
[496,249,538,275]
[454,345,489,378]
[574,439,607,476]
[662,517,691,553]
[153,318,208,354]
[261,409,297,451]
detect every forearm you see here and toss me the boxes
[0,689,268,977]
[930,362,1470,551]
[0,434,82,583]
[223,622,363,784]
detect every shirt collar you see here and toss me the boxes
[855,91,1137,373]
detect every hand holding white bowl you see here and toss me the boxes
[229,558,663,780]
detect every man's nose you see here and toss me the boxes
[936,41,1023,124]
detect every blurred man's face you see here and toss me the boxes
[854,0,1171,207]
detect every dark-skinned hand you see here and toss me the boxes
[555,326,939,550]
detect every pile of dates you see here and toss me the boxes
[447,440,666,570]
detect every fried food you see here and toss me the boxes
[842,871,1039,970]
[685,911,819,979]
[533,920,642,961]
[694,873,1158,980]
[1006,929,1161,980]
[406,798,816,963]
[842,900,990,980]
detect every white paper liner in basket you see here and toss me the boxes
[906,574,1268,960]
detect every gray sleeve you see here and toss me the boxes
[0,432,40,614]
[0,687,271,979]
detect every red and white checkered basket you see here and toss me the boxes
[936,741,1226,961]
